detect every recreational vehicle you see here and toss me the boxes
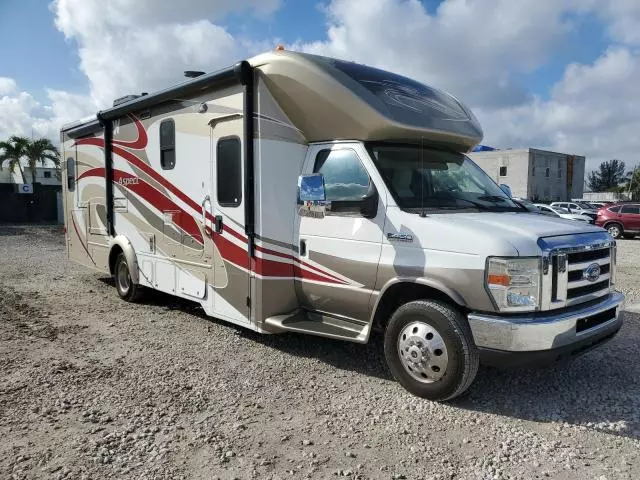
[61,49,624,401]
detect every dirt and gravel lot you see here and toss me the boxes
[1,226,639,480]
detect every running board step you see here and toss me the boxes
[264,310,369,343]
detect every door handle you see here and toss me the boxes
[214,215,223,234]
[202,195,212,236]
[299,239,307,256]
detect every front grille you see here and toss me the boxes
[540,233,615,310]
[565,246,612,304]
[568,263,610,282]
[567,280,610,299]
[568,248,609,264]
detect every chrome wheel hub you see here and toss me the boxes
[397,321,449,383]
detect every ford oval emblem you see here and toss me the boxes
[583,263,601,283]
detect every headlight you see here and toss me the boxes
[486,257,541,312]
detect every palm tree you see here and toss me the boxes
[24,138,60,184]
[0,135,30,182]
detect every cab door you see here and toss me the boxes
[294,143,385,322]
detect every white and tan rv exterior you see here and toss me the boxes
[62,49,624,401]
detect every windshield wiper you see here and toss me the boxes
[457,198,521,211]
[477,195,507,203]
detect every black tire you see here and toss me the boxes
[622,233,636,239]
[113,253,143,302]
[605,222,623,239]
[384,300,479,401]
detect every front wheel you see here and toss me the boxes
[384,300,479,401]
[606,222,623,239]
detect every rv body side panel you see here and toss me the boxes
[65,83,256,329]
[62,127,110,272]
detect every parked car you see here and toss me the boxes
[595,203,640,239]
[535,204,592,222]
[550,201,597,221]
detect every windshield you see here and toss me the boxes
[577,202,594,209]
[367,143,520,212]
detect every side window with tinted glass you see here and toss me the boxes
[621,205,640,214]
[160,119,175,170]
[66,157,75,191]
[217,137,242,207]
[314,149,370,202]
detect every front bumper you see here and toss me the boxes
[468,291,625,367]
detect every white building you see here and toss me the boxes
[467,148,585,201]
[0,165,61,185]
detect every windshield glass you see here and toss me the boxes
[367,143,520,212]
[577,202,594,209]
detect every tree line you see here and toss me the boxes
[0,136,60,183]
[587,159,639,196]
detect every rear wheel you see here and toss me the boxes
[606,222,623,239]
[623,233,636,239]
[384,300,479,401]
[114,253,143,302]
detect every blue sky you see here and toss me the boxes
[1,0,640,170]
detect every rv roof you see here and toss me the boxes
[248,51,482,149]
[63,50,483,150]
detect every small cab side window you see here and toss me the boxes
[160,119,175,170]
[314,149,370,202]
[621,205,640,214]
[217,137,242,207]
[66,157,75,191]
[608,205,621,213]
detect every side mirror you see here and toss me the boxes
[499,184,512,198]
[360,183,379,219]
[298,174,327,218]
[298,173,326,203]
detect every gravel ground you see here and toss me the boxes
[1,226,639,480]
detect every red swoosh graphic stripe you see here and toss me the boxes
[79,167,203,244]
[112,115,148,150]
[74,136,347,283]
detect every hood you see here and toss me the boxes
[392,210,607,257]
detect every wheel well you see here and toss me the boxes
[604,221,623,229]
[108,245,123,276]
[372,282,465,332]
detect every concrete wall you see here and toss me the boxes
[0,167,61,186]
[468,148,585,201]
[467,149,531,198]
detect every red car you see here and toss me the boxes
[595,203,640,239]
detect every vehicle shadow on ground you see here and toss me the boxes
[104,280,640,441]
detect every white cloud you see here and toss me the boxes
[0,80,95,142]
[0,78,18,96]
[51,0,279,107]
[477,47,640,170]
[1,0,277,144]
[594,0,640,46]
[300,0,582,108]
